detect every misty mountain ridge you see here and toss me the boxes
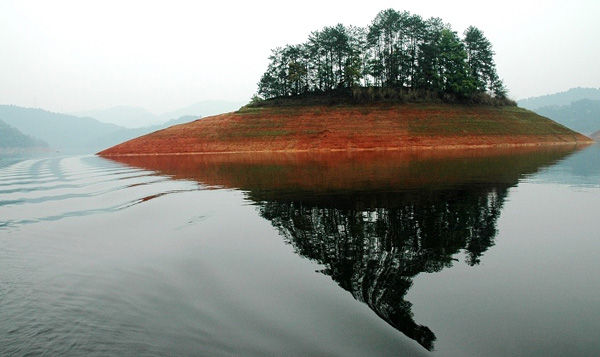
[74,105,161,128]
[0,105,199,154]
[90,116,199,149]
[159,100,245,122]
[532,99,600,135]
[0,119,48,152]
[518,87,600,110]
[536,99,600,135]
[517,88,600,136]
[74,100,244,128]
[0,105,122,153]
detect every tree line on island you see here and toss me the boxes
[255,9,513,105]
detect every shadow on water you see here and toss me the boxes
[105,145,583,351]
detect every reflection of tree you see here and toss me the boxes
[258,185,508,351]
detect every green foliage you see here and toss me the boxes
[438,29,474,98]
[464,26,494,91]
[257,9,510,105]
[249,94,264,105]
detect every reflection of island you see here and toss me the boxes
[104,146,581,351]
[259,186,504,350]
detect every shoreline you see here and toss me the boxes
[99,140,593,157]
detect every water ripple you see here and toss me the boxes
[0,156,201,231]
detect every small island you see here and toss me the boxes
[99,9,593,157]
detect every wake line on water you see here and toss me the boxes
[0,189,197,230]
[0,156,204,231]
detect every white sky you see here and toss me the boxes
[1,0,599,114]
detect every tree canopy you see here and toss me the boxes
[256,9,509,104]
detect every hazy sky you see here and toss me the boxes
[1,0,599,114]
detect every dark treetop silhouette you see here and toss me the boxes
[258,185,506,350]
[256,9,508,105]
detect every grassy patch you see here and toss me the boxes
[222,130,294,139]
[406,106,578,137]
[303,130,322,135]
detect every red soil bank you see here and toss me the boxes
[98,104,592,156]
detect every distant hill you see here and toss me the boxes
[534,99,600,135]
[0,105,199,154]
[518,87,600,110]
[0,119,48,152]
[0,105,124,153]
[74,106,162,128]
[89,116,199,149]
[161,115,198,127]
[591,130,600,141]
[158,100,245,121]
[74,101,244,128]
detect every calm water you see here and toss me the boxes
[1,146,599,356]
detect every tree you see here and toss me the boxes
[402,13,426,88]
[463,26,497,93]
[256,8,510,103]
[257,45,309,97]
[490,74,508,98]
[438,29,475,98]
[307,24,357,91]
[257,48,285,98]
[344,26,367,87]
[282,45,309,95]
[367,9,403,86]
[413,17,443,90]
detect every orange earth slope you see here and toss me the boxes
[98,104,593,156]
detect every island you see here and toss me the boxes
[98,9,593,157]
[98,103,591,156]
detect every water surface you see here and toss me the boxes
[1,145,599,356]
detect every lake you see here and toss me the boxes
[1,145,599,356]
